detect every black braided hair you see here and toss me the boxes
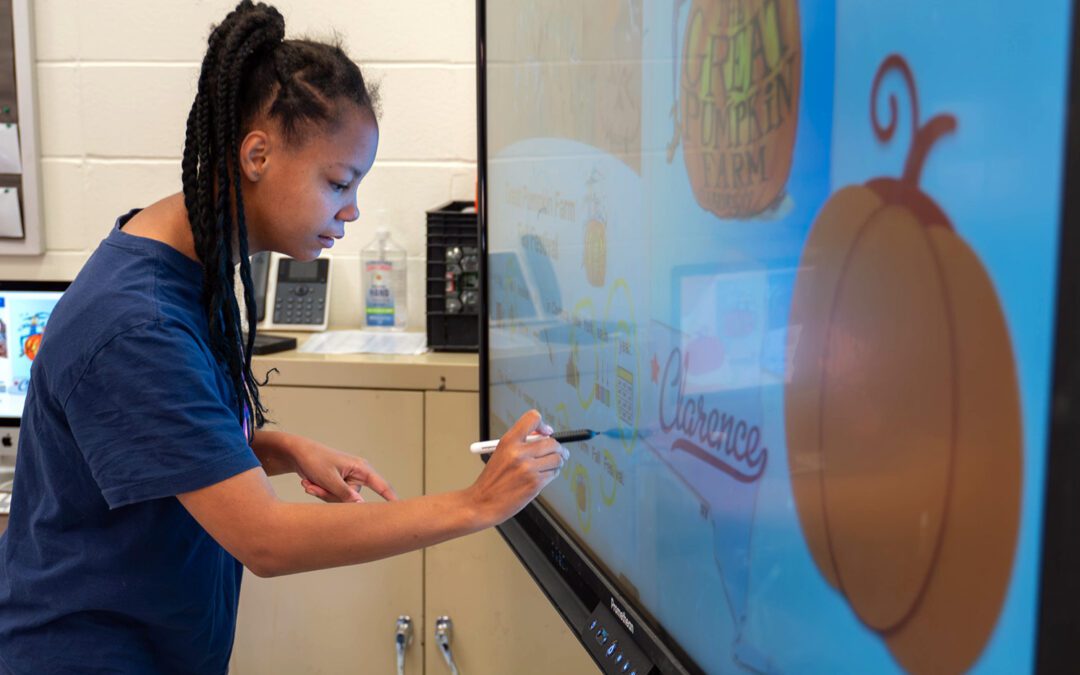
[182,1,379,441]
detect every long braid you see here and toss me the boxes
[182,1,379,441]
[183,25,221,310]
[210,5,283,436]
[209,16,243,402]
[183,1,283,438]
[227,32,272,398]
[218,23,279,434]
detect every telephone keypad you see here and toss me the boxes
[273,283,327,326]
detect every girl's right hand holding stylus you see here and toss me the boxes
[465,410,568,526]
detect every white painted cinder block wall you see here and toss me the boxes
[0,0,477,331]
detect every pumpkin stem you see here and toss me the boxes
[902,114,958,186]
[871,55,919,146]
[871,55,958,187]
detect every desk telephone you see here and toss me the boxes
[251,251,332,331]
[247,252,331,355]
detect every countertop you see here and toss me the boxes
[250,332,479,392]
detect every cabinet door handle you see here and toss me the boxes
[395,615,413,675]
[435,616,460,675]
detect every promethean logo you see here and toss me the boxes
[610,598,634,634]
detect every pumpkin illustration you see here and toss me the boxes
[785,54,1021,674]
[22,332,41,361]
[668,0,801,218]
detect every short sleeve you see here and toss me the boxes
[64,320,260,509]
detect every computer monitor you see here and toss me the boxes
[0,280,69,456]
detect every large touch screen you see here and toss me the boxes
[485,1,1071,672]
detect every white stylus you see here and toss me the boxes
[469,429,596,454]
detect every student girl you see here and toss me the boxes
[0,2,567,672]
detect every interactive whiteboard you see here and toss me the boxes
[484,1,1072,671]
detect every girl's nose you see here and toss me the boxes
[338,199,360,223]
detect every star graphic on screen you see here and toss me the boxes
[651,353,660,383]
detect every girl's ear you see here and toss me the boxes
[239,129,271,181]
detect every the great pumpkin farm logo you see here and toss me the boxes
[786,54,1021,674]
[669,0,801,218]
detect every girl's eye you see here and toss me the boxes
[330,181,349,193]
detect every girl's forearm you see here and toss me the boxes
[249,429,297,477]
[248,488,494,576]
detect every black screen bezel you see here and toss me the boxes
[477,2,1080,673]
[1035,1,1080,670]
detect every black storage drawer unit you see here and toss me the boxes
[426,201,480,352]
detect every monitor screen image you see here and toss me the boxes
[481,1,1074,672]
[0,284,67,422]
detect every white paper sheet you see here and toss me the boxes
[0,188,23,237]
[0,124,21,173]
[298,330,428,355]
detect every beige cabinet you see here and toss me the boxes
[423,391,596,675]
[231,386,425,675]
[230,351,597,674]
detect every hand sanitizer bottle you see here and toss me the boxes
[361,227,407,330]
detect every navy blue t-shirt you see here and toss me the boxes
[0,211,261,674]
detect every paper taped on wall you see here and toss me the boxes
[0,187,23,237]
[0,124,21,173]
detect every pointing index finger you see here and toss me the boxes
[360,467,398,502]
